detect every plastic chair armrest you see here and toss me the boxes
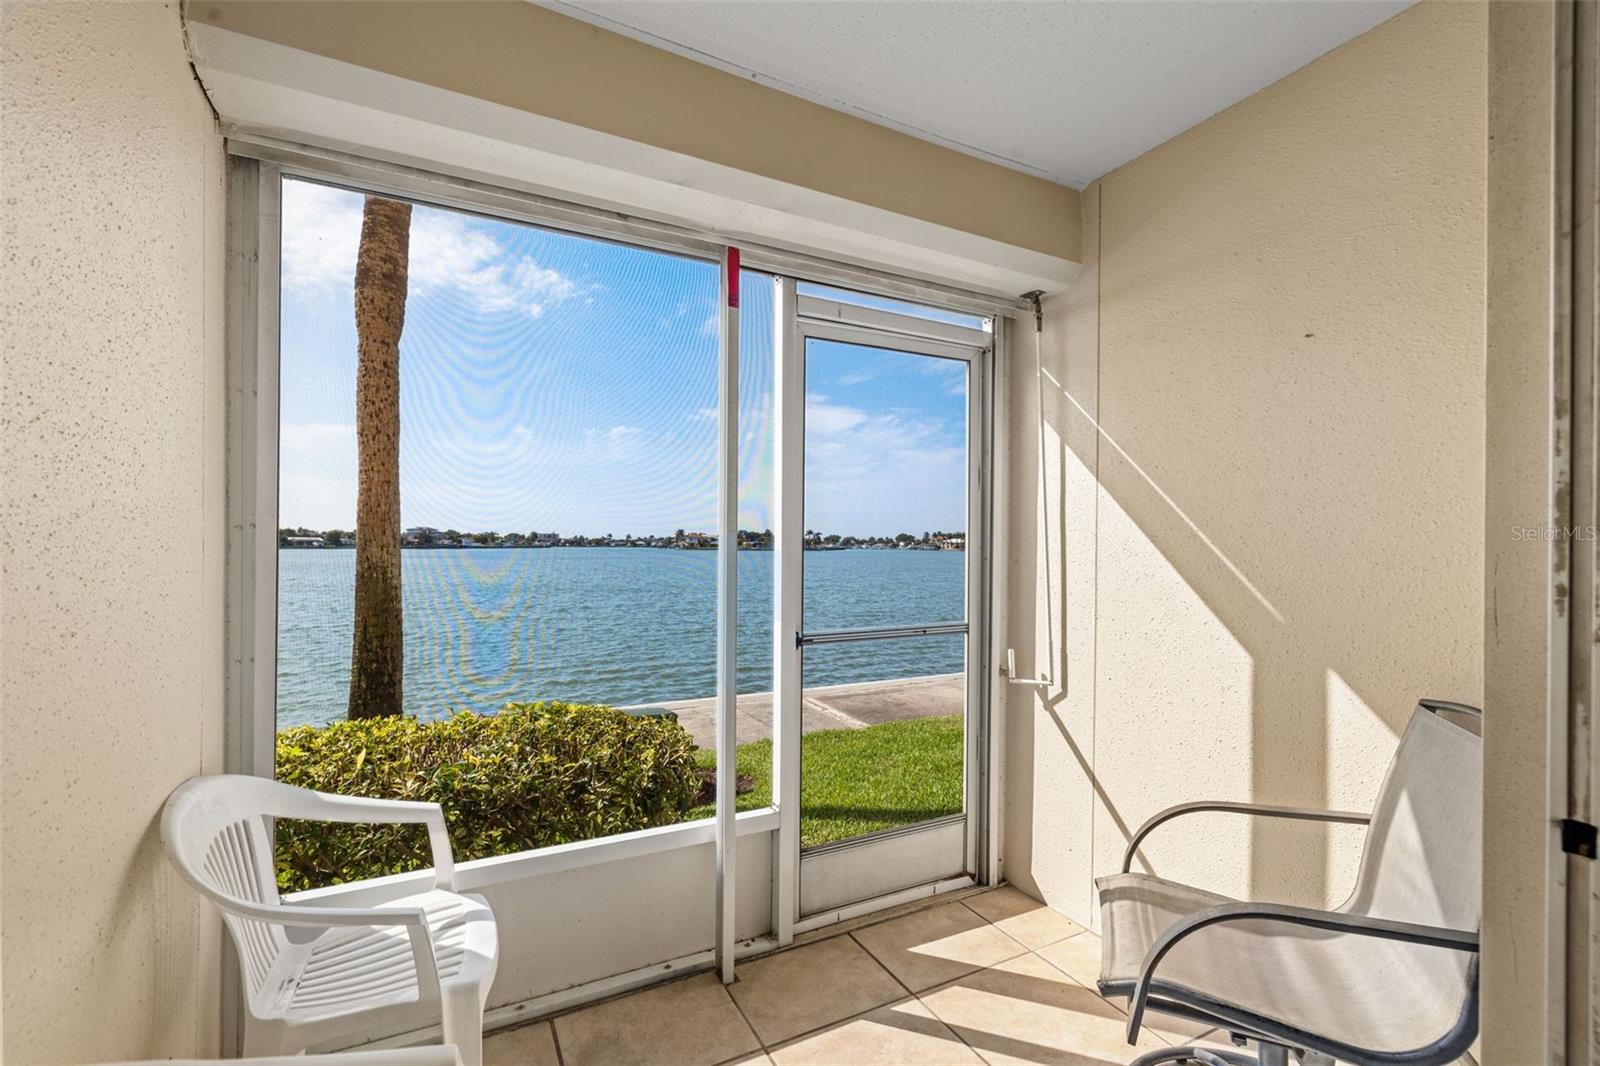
[277,790,456,890]
[223,899,444,1010]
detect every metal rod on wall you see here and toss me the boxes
[1006,292,1053,689]
[715,247,741,984]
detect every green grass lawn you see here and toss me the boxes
[688,714,963,848]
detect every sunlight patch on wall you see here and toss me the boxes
[1324,668,1396,905]
[1043,367,1283,624]
[1092,479,1256,900]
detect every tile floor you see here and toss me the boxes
[483,885,1229,1066]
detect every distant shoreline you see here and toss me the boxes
[282,528,965,552]
[275,545,967,725]
[278,543,963,552]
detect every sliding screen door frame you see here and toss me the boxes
[770,290,995,936]
[226,144,1012,1033]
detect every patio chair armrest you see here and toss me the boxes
[222,898,445,1010]
[276,788,457,890]
[1125,901,1478,1044]
[1121,802,1370,874]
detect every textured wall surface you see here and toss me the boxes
[0,2,226,1059]
[1005,0,1486,925]
[1483,2,1561,1058]
[1002,185,1100,917]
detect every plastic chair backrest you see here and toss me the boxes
[161,775,295,1004]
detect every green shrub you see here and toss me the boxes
[274,701,701,892]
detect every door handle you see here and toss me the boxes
[1004,648,1051,688]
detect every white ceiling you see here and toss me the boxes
[544,1,1412,188]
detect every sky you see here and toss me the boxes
[278,177,975,539]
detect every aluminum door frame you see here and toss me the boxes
[770,289,994,933]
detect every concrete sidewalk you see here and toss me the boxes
[622,673,964,749]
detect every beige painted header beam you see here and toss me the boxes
[184,1,1081,296]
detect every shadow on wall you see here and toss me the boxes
[1014,304,1480,913]
[1008,9,1486,912]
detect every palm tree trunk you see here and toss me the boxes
[348,196,412,719]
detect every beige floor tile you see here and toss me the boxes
[919,951,1166,1065]
[1146,1015,1225,1046]
[769,997,984,1066]
[1151,1029,1261,1062]
[484,1020,560,1066]
[1160,1027,1240,1050]
[851,901,1029,992]
[962,887,1086,950]
[728,935,906,1046]
[718,1053,775,1066]
[1034,930,1103,991]
[554,972,760,1066]
[1036,935,1229,1049]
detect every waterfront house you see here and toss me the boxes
[1,3,1586,1064]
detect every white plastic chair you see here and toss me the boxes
[161,775,499,1066]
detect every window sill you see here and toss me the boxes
[285,806,781,904]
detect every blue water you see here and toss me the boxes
[276,548,966,728]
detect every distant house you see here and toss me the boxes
[402,526,439,547]
[738,529,775,550]
[284,535,325,548]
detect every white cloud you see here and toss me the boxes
[281,421,355,454]
[804,393,869,435]
[803,392,966,536]
[607,425,643,445]
[279,180,583,318]
[279,471,357,530]
[280,182,364,292]
[279,423,358,527]
[932,359,969,397]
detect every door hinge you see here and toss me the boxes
[1560,817,1598,859]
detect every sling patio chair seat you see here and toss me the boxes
[1096,700,1482,1066]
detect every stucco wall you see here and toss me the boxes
[0,2,226,1060]
[1482,2,1563,1058]
[1005,0,1486,925]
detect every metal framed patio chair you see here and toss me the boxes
[1096,699,1481,1066]
[161,775,499,1066]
